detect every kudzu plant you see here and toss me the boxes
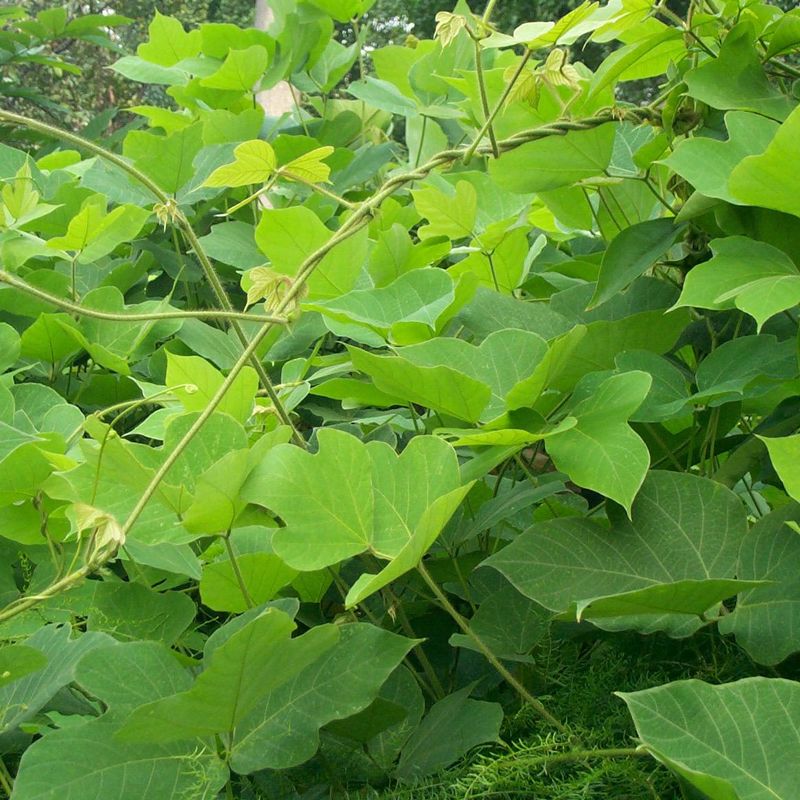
[0,0,799,797]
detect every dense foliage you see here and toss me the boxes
[1,0,800,798]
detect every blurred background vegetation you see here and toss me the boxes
[3,0,796,130]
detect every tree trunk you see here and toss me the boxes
[254,0,295,117]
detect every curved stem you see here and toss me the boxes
[0,269,287,324]
[416,560,571,738]
[474,38,499,158]
[464,49,532,163]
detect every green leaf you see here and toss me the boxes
[117,609,338,742]
[719,504,800,665]
[86,582,195,645]
[729,105,800,218]
[673,236,800,330]
[0,644,47,688]
[165,353,258,424]
[484,471,748,635]
[136,11,201,66]
[662,111,778,203]
[48,202,150,263]
[685,22,793,120]
[282,145,335,183]
[200,45,268,91]
[203,140,276,187]
[230,623,414,773]
[575,578,765,622]
[0,625,110,735]
[123,124,203,195]
[243,430,465,572]
[395,686,503,782]
[546,371,652,513]
[489,124,616,193]
[13,642,227,800]
[591,219,682,307]
[619,678,800,799]
[761,434,800,502]
[307,269,474,346]
[0,322,21,372]
[412,181,477,240]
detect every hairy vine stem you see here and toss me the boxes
[417,561,573,738]
[0,269,287,325]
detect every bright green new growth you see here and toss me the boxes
[1,0,800,797]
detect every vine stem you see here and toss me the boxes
[0,269,287,325]
[463,49,532,163]
[473,38,499,158]
[416,561,572,738]
[0,108,304,448]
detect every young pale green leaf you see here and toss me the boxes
[719,504,800,665]
[412,181,477,240]
[203,140,276,187]
[116,609,338,742]
[165,353,258,424]
[760,434,800,502]
[281,146,335,184]
[200,45,268,91]
[619,678,800,799]
[546,371,652,513]
[136,11,201,66]
[484,471,747,635]
[230,623,414,773]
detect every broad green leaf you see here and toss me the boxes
[165,353,258,424]
[0,625,110,735]
[591,219,682,307]
[719,504,800,665]
[123,124,203,195]
[117,609,338,742]
[412,181,477,240]
[729,104,800,218]
[0,322,20,372]
[761,434,800,502]
[255,206,366,299]
[619,678,800,799]
[111,55,189,85]
[203,140,276,187]
[244,430,464,572]
[350,347,490,423]
[484,471,747,635]
[230,623,414,773]
[137,11,201,66]
[0,645,47,688]
[395,686,503,782]
[307,269,473,346]
[489,124,616,193]
[662,111,778,203]
[200,45,267,91]
[244,428,373,568]
[13,642,226,800]
[546,371,652,512]
[346,77,418,115]
[575,578,765,622]
[684,22,793,120]
[345,484,473,606]
[673,237,800,330]
[48,202,150,263]
[86,582,195,645]
[200,553,299,613]
[353,329,550,423]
